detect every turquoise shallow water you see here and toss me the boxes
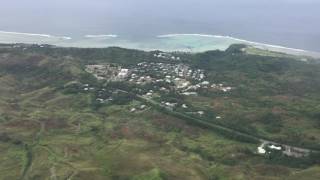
[0,32,237,51]
[0,32,319,58]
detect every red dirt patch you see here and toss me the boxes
[151,114,200,138]
[41,118,69,130]
[255,164,290,176]
[271,107,287,115]
[4,120,39,129]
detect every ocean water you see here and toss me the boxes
[0,0,319,54]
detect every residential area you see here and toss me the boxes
[81,58,318,159]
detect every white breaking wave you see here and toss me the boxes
[0,30,72,40]
[158,34,224,38]
[61,36,72,40]
[84,34,118,38]
[157,33,308,53]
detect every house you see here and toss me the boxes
[269,145,282,150]
[181,92,197,96]
[118,68,129,78]
[197,111,204,116]
[130,108,136,112]
[258,146,266,154]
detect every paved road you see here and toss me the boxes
[116,89,319,156]
[132,93,319,156]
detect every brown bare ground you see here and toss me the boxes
[5,120,39,129]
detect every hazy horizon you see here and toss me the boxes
[0,0,319,51]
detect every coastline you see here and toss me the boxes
[0,31,319,58]
[158,33,307,52]
[0,31,72,40]
[84,34,118,38]
[157,33,320,58]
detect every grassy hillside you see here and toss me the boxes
[0,44,319,179]
[184,45,320,149]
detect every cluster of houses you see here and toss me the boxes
[130,104,148,113]
[85,64,130,81]
[85,62,233,95]
[133,62,205,82]
[84,62,233,115]
[257,141,311,158]
[258,143,282,154]
[130,62,233,94]
[153,52,181,61]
